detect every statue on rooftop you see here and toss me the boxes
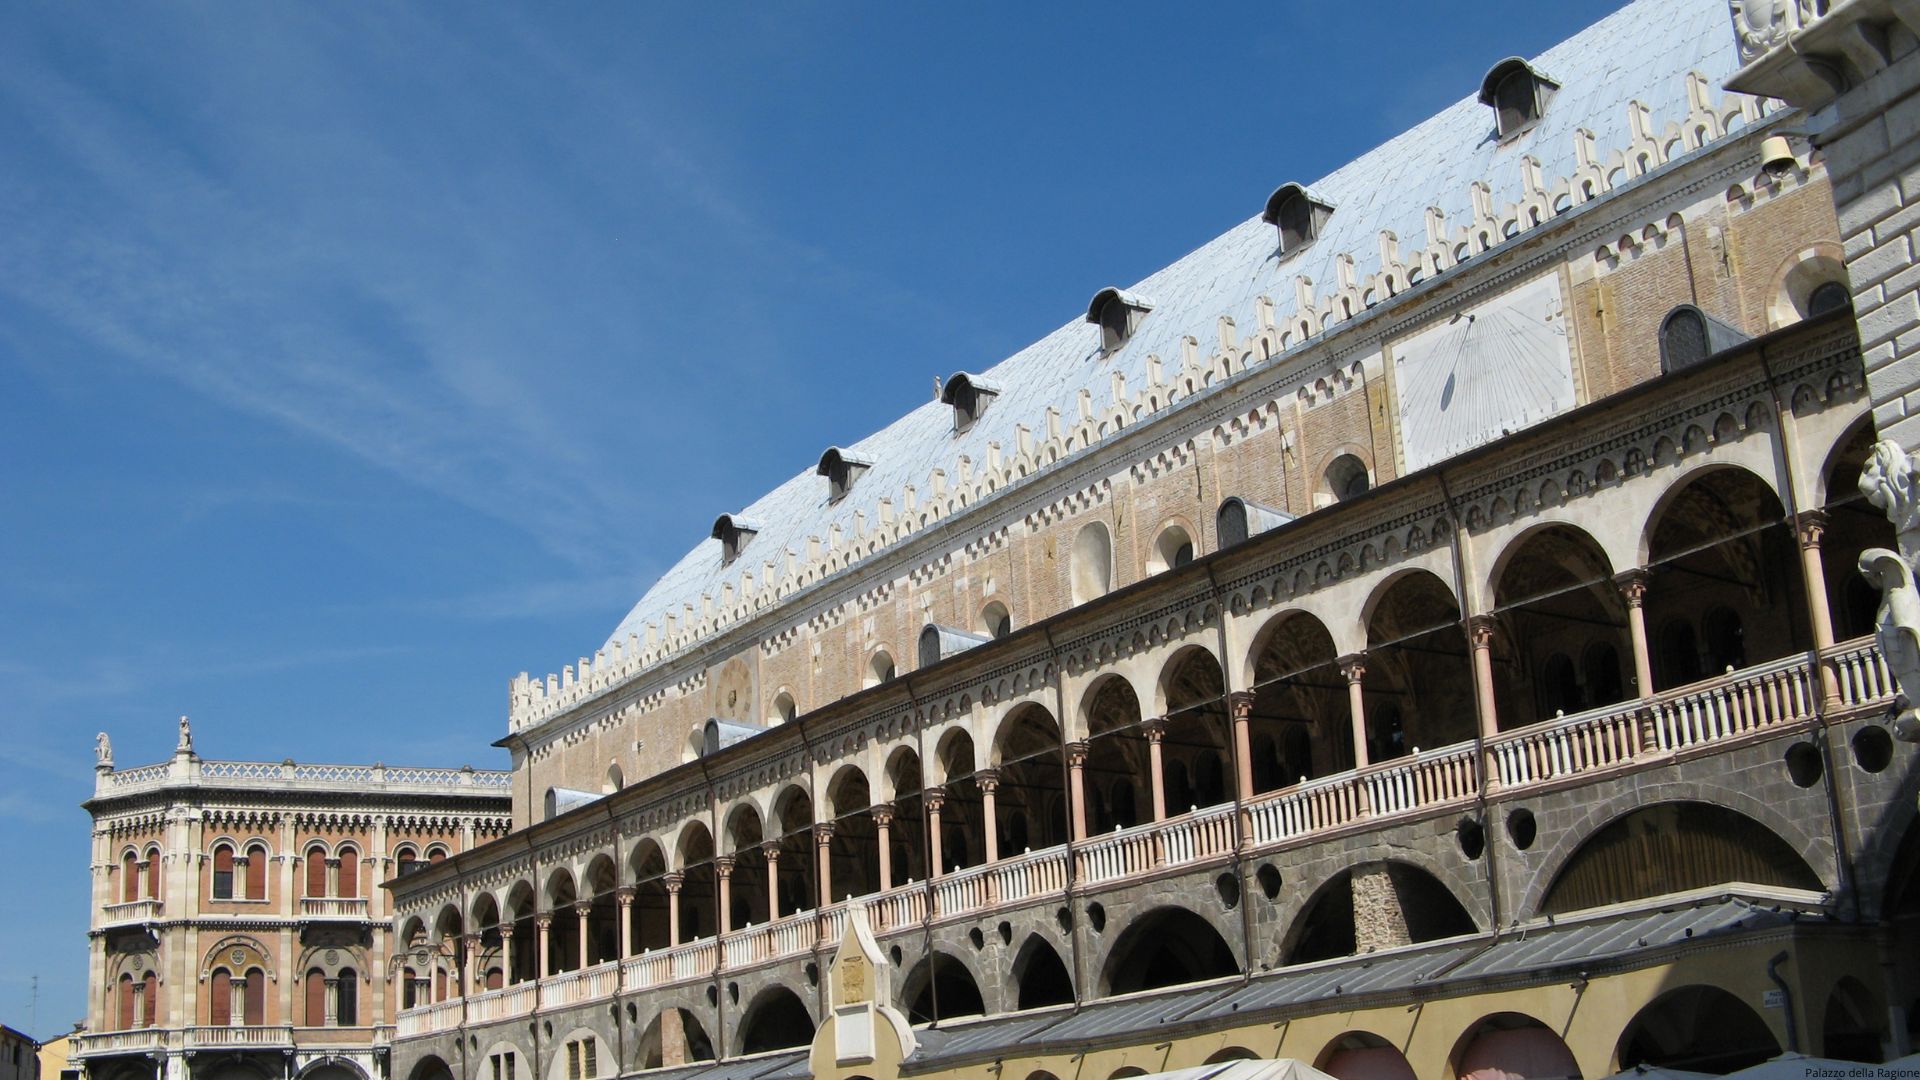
[95,732,112,768]
[177,715,193,753]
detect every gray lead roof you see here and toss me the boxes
[606,0,1747,652]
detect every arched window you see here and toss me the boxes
[336,969,358,1026]
[770,691,798,726]
[117,973,135,1030]
[121,852,139,903]
[981,601,1013,639]
[243,967,265,1025]
[1479,58,1557,139]
[396,847,418,877]
[1808,280,1851,316]
[1070,521,1113,604]
[1263,183,1333,255]
[338,848,359,898]
[865,650,896,689]
[1325,454,1371,502]
[305,845,328,898]
[245,842,268,900]
[145,848,162,901]
[603,762,624,794]
[1149,524,1195,574]
[212,844,235,900]
[304,969,327,1026]
[401,967,418,1010]
[209,968,232,1026]
[141,972,157,1027]
[1660,306,1711,372]
[1085,288,1153,351]
[428,846,448,864]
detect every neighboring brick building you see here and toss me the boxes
[73,721,510,1080]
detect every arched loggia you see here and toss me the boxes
[1644,467,1809,690]
[935,730,985,874]
[1540,801,1821,915]
[770,787,815,918]
[676,823,717,943]
[1100,906,1240,995]
[992,705,1069,855]
[1159,649,1233,814]
[1246,612,1349,793]
[827,766,880,901]
[1082,677,1148,833]
[629,841,671,953]
[502,882,537,984]
[1362,572,1474,763]
[542,871,577,974]
[582,854,618,967]
[724,805,769,931]
[884,747,928,885]
[1489,524,1633,725]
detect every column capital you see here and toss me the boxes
[572,901,593,918]
[1338,653,1368,684]
[870,802,896,828]
[1467,613,1499,649]
[461,932,482,948]
[1614,568,1649,608]
[713,854,734,878]
[924,787,948,813]
[533,912,553,930]
[614,885,636,905]
[974,769,1000,796]
[812,822,836,846]
[1227,691,1256,719]
[662,872,685,894]
[1794,508,1830,548]
[1065,741,1090,768]
[761,840,783,862]
[1140,716,1169,741]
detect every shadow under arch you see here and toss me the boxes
[1451,1012,1580,1080]
[900,950,986,1025]
[1011,934,1074,1010]
[736,984,815,1056]
[1539,801,1821,916]
[1616,983,1779,1074]
[1100,905,1239,996]
[1281,861,1475,965]
[404,1058,454,1080]
[636,1007,715,1070]
[1316,1030,1416,1080]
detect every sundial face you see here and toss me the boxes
[1393,273,1575,473]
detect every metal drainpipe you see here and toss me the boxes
[1437,472,1503,936]
[1768,950,1800,1052]
[1203,563,1258,985]
[1756,345,1858,920]
[1043,626,1088,1014]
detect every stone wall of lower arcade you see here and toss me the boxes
[388,319,1920,1078]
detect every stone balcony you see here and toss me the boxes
[99,898,163,927]
[394,635,1893,1040]
[299,896,372,920]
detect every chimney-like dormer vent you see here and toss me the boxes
[1262,183,1335,257]
[817,447,875,501]
[941,372,1003,431]
[1479,58,1558,140]
[710,513,762,566]
[1085,287,1155,352]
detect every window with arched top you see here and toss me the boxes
[212,844,235,900]
[243,966,265,1025]
[981,601,1012,640]
[305,845,328,898]
[396,847,418,877]
[117,974,135,1030]
[603,762,624,794]
[1326,454,1371,502]
[245,842,268,899]
[1149,524,1195,574]
[1263,183,1334,256]
[121,851,139,903]
[770,690,797,726]
[1480,58,1557,139]
[209,968,232,1026]
[1808,280,1852,316]
[865,650,896,689]
[141,972,157,1027]
[304,969,327,1026]
[336,969,358,1026]
[1070,521,1113,605]
[338,848,359,898]
[428,846,448,864]
[1660,306,1711,372]
[145,848,161,901]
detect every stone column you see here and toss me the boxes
[664,873,684,947]
[1142,717,1169,822]
[1612,569,1656,702]
[534,913,552,977]
[1228,692,1256,802]
[1339,654,1370,770]
[976,771,1000,865]
[324,978,339,1024]
[574,902,592,969]
[813,824,835,908]
[500,929,514,985]
[228,976,246,1026]
[1468,616,1501,741]
[1798,510,1844,703]
[714,856,734,936]
[614,887,635,959]
[1066,742,1090,841]
[392,967,406,1012]
[925,789,947,879]
[761,842,782,918]
[871,804,894,892]
[462,933,481,997]
[1350,862,1412,952]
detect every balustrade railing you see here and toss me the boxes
[101,898,164,924]
[183,1025,295,1049]
[75,1029,173,1056]
[389,640,1897,1044]
[299,897,370,919]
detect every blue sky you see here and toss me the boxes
[0,1,1623,1031]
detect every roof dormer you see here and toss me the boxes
[941,372,1003,431]
[1262,183,1334,257]
[1479,58,1558,140]
[816,447,874,501]
[1085,287,1154,352]
[710,513,761,566]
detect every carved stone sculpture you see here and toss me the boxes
[95,731,112,768]
[1859,438,1920,740]
[1729,0,1823,65]
[177,714,193,753]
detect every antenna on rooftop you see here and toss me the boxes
[29,973,37,1034]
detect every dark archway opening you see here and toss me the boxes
[1102,906,1239,995]
[739,987,815,1055]
[1248,613,1349,794]
[1617,984,1780,1074]
[1541,801,1821,915]
[1013,936,1074,1010]
[903,953,986,1025]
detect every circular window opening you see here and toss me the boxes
[1506,808,1537,851]
[969,927,985,950]
[1256,863,1282,899]
[805,962,819,986]
[1785,741,1824,787]
[1458,815,1486,860]
[1056,907,1074,933]
[1854,725,1894,773]
[1216,873,1241,910]
[998,921,1013,945]
[1087,902,1107,933]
